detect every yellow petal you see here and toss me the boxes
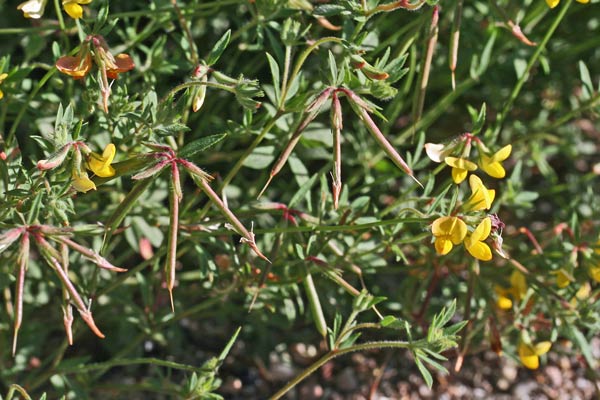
[465,240,492,261]
[88,144,116,178]
[493,145,512,162]
[510,271,527,298]
[589,266,600,283]
[0,90,3,100]
[72,171,96,192]
[555,270,572,288]
[534,341,551,356]
[451,167,468,184]
[481,158,506,178]
[445,157,478,171]
[435,238,453,255]
[472,217,491,242]
[546,0,560,7]
[496,295,512,310]
[63,2,83,18]
[464,175,496,211]
[519,344,540,369]
[575,0,588,3]
[432,217,467,243]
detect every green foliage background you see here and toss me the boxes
[0,0,599,398]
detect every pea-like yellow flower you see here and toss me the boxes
[479,144,511,179]
[17,0,47,19]
[72,170,96,193]
[0,73,8,100]
[432,216,467,255]
[88,143,116,177]
[495,270,527,309]
[518,340,551,369]
[464,217,492,261]
[463,175,495,212]
[62,0,91,19]
[555,269,573,288]
[546,0,589,9]
[589,266,600,283]
[444,157,477,184]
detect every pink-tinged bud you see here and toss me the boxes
[177,158,213,181]
[132,159,170,180]
[192,64,210,78]
[510,23,536,47]
[0,227,24,253]
[315,17,341,31]
[332,91,343,131]
[139,237,154,260]
[0,151,7,161]
[338,88,373,112]
[143,142,175,153]
[305,87,335,114]
[37,143,72,171]
[171,162,183,203]
[63,304,74,345]
[192,74,208,113]
[350,55,366,69]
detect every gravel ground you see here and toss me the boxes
[218,337,600,399]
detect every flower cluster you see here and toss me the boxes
[428,134,511,261]
[17,0,91,19]
[546,0,588,9]
[37,141,117,193]
[0,73,8,100]
[56,35,134,112]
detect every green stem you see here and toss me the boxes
[170,0,199,65]
[5,384,32,400]
[270,340,413,400]
[492,0,572,140]
[57,357,213,375]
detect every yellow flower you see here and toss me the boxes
[495,271,527,309]
[589,266,600,283]
[464,217,492,261]
[72,170,96,193]
[444,157,477,184]
[546,0,588,8]
[88,143,116,178]
[62,0,91,19]
[518,340,551,369]
[17,0,47,18]
[463,175,495,211]
[431,216,467,255]
[555,269,573,288]
[0,73,7,100]
[479,144,511,178]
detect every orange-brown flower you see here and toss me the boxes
[106,54,135,79]
[56,53,92,80]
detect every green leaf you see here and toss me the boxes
[154,122,191,136]
[206,30,231,66]
[266,52,281,104]
[313,5,347,16]
[415,356,434,388]
[578,60,593,100]
[179,134,227,159]
[471,103,486,135]
[242,146,276,169]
